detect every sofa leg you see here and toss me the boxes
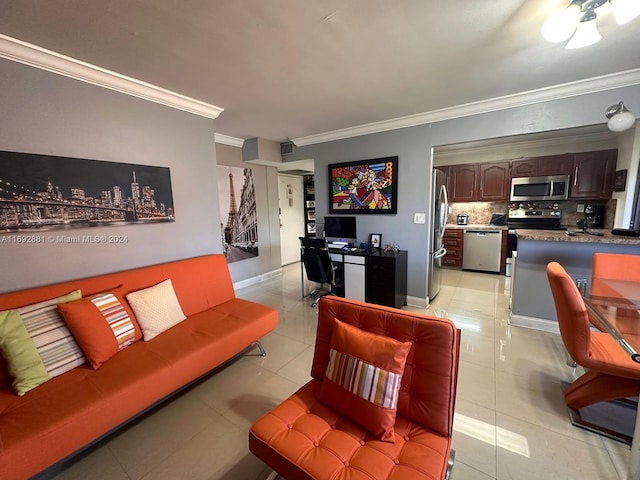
[250,341,267,357]
[445,449,455,480]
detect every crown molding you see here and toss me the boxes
[292,68,640,147]
[0,34,224,120]
[214,133,245,147]
[435,130,615,159]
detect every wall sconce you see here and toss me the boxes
[542,0,640,49]
[605,101,636,132]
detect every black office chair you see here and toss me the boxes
[299,237,336,307]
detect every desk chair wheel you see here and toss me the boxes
[311,291,337,308]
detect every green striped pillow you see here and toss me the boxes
[0,290,85,395]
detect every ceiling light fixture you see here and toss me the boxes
[605,101,636,132]
[542,0,640,48]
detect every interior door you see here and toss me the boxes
[278,175,305,266]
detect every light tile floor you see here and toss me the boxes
[53,265,631,480]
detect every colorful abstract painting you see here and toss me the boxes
[328,156,398,214]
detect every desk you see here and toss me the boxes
[584,279,640,480]
[329,248,407,309]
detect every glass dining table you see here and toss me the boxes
[584,278,640,480]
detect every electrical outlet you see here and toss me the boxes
[577,204,585,213]
[414,213,426,224]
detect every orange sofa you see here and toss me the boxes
[0,254,278,480]
[250,296,460,480]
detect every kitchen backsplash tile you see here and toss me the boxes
[448,200,615,229]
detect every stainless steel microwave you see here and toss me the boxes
[510,175,570,201]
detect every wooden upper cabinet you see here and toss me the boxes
[479,162,510,201]
[570,149,617,199]
[511,158,538,178]
[538,154,572,176]
[449,164,478,202]
[511,154,572,177]
[441,149,616,203]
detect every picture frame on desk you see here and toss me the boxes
[369,233,382,249]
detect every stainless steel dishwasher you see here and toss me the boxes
[462,230,502,273]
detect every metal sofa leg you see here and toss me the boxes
[247,341,267,357]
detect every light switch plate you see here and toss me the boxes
[414,213,426,224]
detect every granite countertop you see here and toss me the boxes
[446,223,508,231]
[515,229,640,245]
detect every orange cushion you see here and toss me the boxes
[57,287,142,369]
[250,380,452,480]
[318,318,411,442]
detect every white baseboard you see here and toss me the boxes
[509,313,559,334]
[233,268,282,290]
[407,295,428,308]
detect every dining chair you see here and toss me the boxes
[591,252,640,332]
[592,252,640,284]
[546,261,640,410]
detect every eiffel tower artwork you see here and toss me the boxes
[218,166,258,263]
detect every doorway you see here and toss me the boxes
[278,174,305,266]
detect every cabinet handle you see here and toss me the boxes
[574,166,578,186]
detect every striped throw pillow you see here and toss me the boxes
[325,348,403,410]
[318,318,412,442]
[57,286,143,369]
[0,290,84,395]
[17,290,85,378]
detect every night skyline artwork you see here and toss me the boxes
[0,150,175,232]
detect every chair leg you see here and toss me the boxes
[445,449,455,480]
[564,370,640,409]
[310,290,338,308]
[565,350,577,368]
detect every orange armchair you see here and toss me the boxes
[249,296,460,480]
[546,261,640,410]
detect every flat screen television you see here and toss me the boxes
[324,216,357,246]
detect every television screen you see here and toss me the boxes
[324,216,357,242]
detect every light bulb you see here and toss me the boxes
[541,4,581,43]
[611,0,640,24]
[608,111,636,132]
[566,17,602,49]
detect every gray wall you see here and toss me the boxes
[0,58,223,292]
[512,238,640,324]
[291,86,640,302]
[215,143,282,282]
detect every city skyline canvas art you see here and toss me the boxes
[0,151,175,232]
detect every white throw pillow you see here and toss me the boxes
[126,279,186,341]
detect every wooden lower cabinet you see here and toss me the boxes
[442,228,463,268]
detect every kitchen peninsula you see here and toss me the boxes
[510,229,640,331]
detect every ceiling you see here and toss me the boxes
[1,0,639,144]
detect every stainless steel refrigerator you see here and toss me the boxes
[428,168,448,300]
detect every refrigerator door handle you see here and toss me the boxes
[434,246,447,259]
[439,184,448,244]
